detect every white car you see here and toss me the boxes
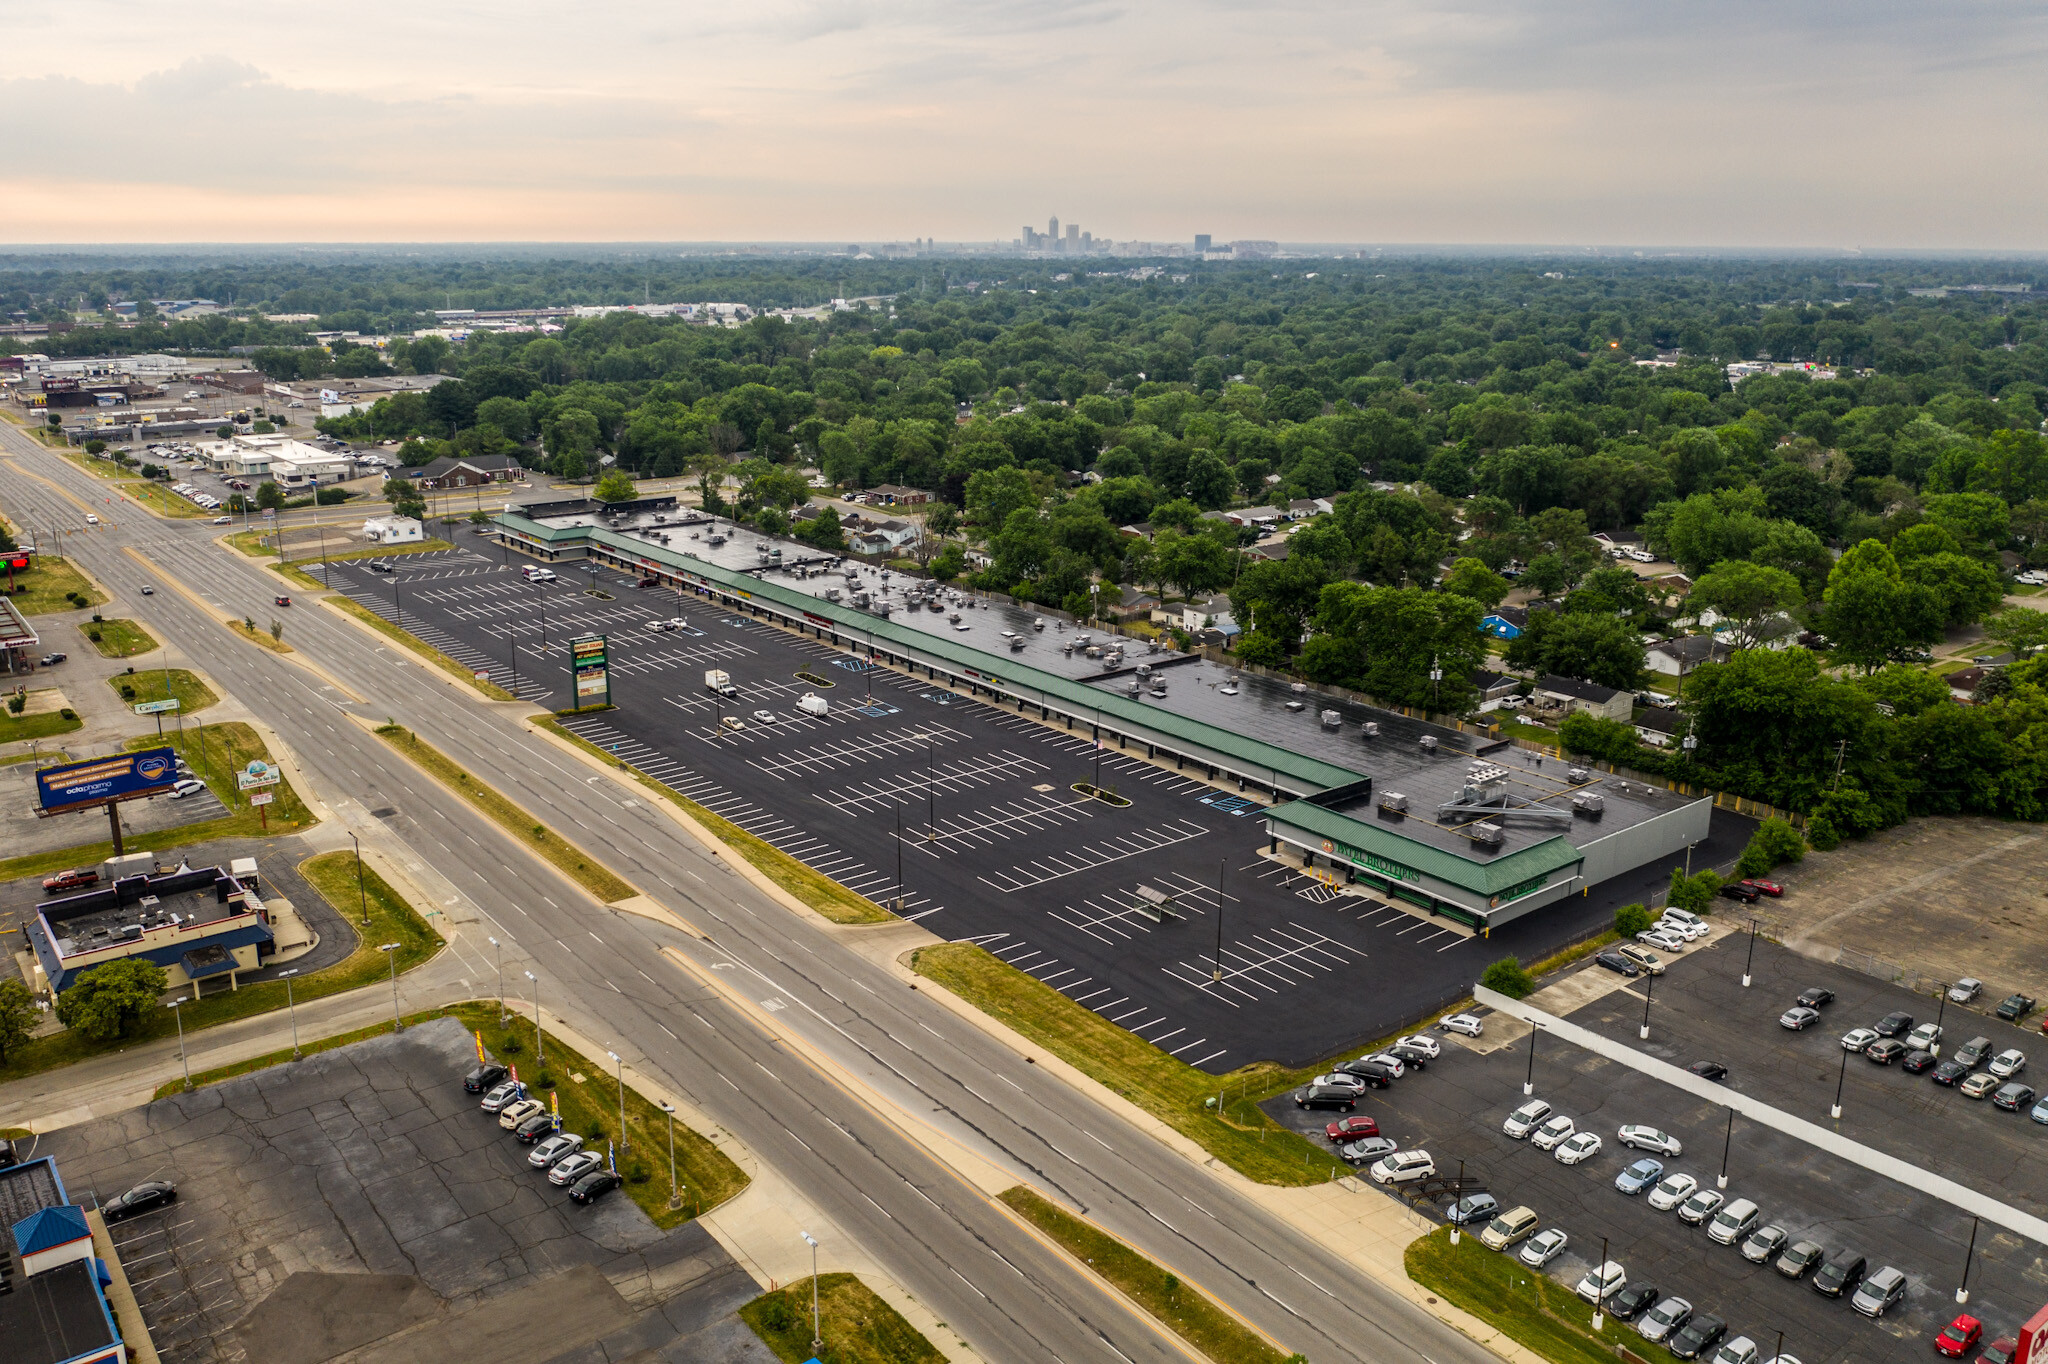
[1618,1125,1682,1156]
[1905,1023,1943,1054]
[1311,1073,1368,1093]
[1991,1048,2028,1078]
[1554,1132,1602,1165]
[1950,978,1984,1003]
[85,513,100,525]
[1440,1013,1484,1037]
[1646,1172,1699,1211]
[751,709,778,724]
[169,779,207,799]
[1706,1197,1761,1245]
[497,1097,546,1130]
[1713,1338,1761,1364]
[1360,1053,1406,1079]
[1676,1187,1726,1225]
[1503,1098,1552,1139]
[1575,1260,1626,1305]
[528,1132,584,1168]
[1394,1034,1441,1059]
[1840,1027,1881,1053]
[1369,1150,1436,1185]
[1628,549,1655,563]
[1519,1228,1568,1267]
[1658,916,1710,942]
[212,515,232,524]
[1529,1115,1577,1151]
[1638,1296,1693,1345]
[1636,928,1686,953]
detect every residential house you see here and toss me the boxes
[862,484,932,506]
[1482,605,1529,640]
[1535,673,1632,721]
[1286,498,1333,520]
[1947,667,1992,703]
[1645,635,1731,677]
[1633,707,1687,748]
[411,453,524,489]
[1471,669,1520,711]
[1177,595,1236,633]
[1224,505,1283,530]
[842,514,920,556]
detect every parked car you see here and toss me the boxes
[1978,1337,2019,1364]
[1292,1084,1359,1111]
[1840,1027,1880,1053]
[2000,993,2039,1021]
[1812,1250,1868,1298]
[498,1098,546,1130]
[1618,1125,1682,1156]
[1555,1132,1602,1165]
[1739,1225,1788,1264]
[1775,1239,1826,1279]
[1446,1193,1501,1226]
[1742,878,1784,897]
[101,1181,177,1222]
[1479,1205,1539,1251]
[479,1080,522,1112]
[462,1062,509,1093]
[169,779,207,799]
[1502,1098,1552,1139]
[1950,979,1985,1004]
[38,652,67,666]
[568,1169,623,1205]
[1990,1048,2028,1078]
[1340,1136,1398,1164]
[1575,1260,1626,1306]
[1669,1316,1729,1362]
[1961,1072,2002,1099]
[1719,882,1761,903]
[1333,1057,1397,1088]
[547,1151,605,1186]
[1851,1265,1908,1317]
[514,1112,557,1143]
[1637,1296,1694,1345]
[1389,1042,1434,1069]
[1529,1115,1577,1151]
[41,868,98,893]
[1638,928,1687,953]
[1797,987,1836,1009]
[1778,1006,1822,1031]
[1865,1038,1907,1065]
[1706,1198,1761,1245]
[1311,1072,1369,1093]
[1677,1188,1726,1225]
[1369,1151,1435,1185]
[1595,951,1640,977]
[1906,1023,1944,1053]
[1616,945,1666,975]
[1902,1050,1940,1074]
[1394,1034,1442,1059]
[1937,1315,1985,1358]
[528,1133,584,1168]
[1956,1036,1995,1069]
[1440,1013,1484,1037]
[1933,1059,1973,1086]
[1615,1157,1664,1195]
[1325,1115,1380,1143]
[1874,1011,1915,1038]
[1358,1053,1408,1078]
[1519,1228,1568,1267]
[1606,1281,1660,1322]
[1687,1060,1730,1082]
[1648,1172,1700,1212]
[1994,1082,2036,1111]
[1711,1336,1760,1364]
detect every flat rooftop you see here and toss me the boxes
[39,866,249,955]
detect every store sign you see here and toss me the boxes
[571,634,610,703]
[1490,874,1551,907]
[248,791,274,807]
[237,760,282,791]
[1345,848,1420,884]
[132,698,181,716]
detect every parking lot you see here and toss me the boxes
[41,1018,770,1364]
[0,758,231,858]
[1262,931,2048,1364]
[313,549,1649,1069]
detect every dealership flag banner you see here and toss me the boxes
[475,1031,487,1064]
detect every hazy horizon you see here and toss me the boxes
[4,0,2045,249]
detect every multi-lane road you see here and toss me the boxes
[0,427,1502,1364]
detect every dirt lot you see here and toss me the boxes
[1751,815,2048,1019]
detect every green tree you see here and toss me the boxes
[55,958,168,1041]
[1900,552,2004,629]
[793,506,845,551]
[592,470,638,504]
[1736,818,1806,878]
[475,395,534,443]
[255,480,286,512]
[1505,610,1646,690]
[1666,868,1723,917]
[383,476,427,520]
[1481,956,1536,999]
[929,543,967,581]
[965,467,1036,533]
[1615,903,1654,938]
[1440,557,1511,611]
[1814,539,1942,671]
[0,979,35,1064]
[1688,561,1806,648]
[1983,607,2048,657]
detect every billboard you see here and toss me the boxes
[571,634,610,704]
[36,747,179,815]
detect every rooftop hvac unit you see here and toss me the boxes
[1469,822,1505,847]
[1568,766,1590,783]
[1320,710,1343,728]
[1361,721,1380,739]
[1291,682,1308,694]
[1572,792,1605,817]
[1418,735,1439,754]
[1379,792,1409,814]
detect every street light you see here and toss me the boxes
[1524,1023,1539,1097]
[1640,970,1655,1040]
[660,1101,680,1210]
[1957,1215,1981,1304]
[799,1231,822,1353]
[379,943,402,1031]
[1742,916,1758,988]
[1831,1044,1849,1120]
[279,968,302,1060]
[525,970,543,1066]
[1717,1109,1735,1190]
[350,831,369,928]
[608,1049,628,1153]
[489,935,506,1023]
[166,996,192,1091]
[1591,1234,1610,1331]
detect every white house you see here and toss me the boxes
[1177,595,1236,632]
[361,515,424,545]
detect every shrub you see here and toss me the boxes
[59,709,76,721]
[1743,818,1806,873]
[1806,813,1841,851]
[1667,867,1723,915]
[119,684,136,700]
[55,958,168,1040]
[91,613,103,622]
[86,629,101,641]
[6,694,23,715]
[1614,903,1654,938]
[756,1296,796,1332]
[1481,956,1536,999]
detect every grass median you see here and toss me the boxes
[739,1274,945,1364]
[1000,1187,1297,1364]
[17,845,436,1089]
[7,557,105,614]
[80,618,159,657]
[328,596,515,700]
[530,715,889,925]
[0,703,82,745]
[374,723,636,903]
[227,617,294,652]
[911,944,1340,1186]
[1406,1226,1622,1364]
[108,667,218,715]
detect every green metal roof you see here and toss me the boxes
[499,512,1369,794]
[1266,798,1584,895]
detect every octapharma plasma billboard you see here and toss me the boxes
[36,747,179,814]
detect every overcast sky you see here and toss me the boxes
[3,0,2042,247]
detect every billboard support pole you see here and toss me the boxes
[106,801,124,856]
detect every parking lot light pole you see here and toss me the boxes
[661,1102,680,1210]
[1524,1024,1538,1096]
[1831,1044,1848,1119]
[279,968,302,1060]
[489,936,506,1023]
[800,1231,822,1353]
[525,970,543,1066]
[1449,1160,1465,1244]
[1773,1330,1784,1364]
[608,1050,627,1152]
[166,997,192,1091]
[1639,971,1654,1040]
[1717,1109,1734,1189]
[380,943,402,1030]
[1742,917,1758,988]
[1591,1235,1609,1331]
[1935,984,1950,1034]
[1958,1215,1980,1305]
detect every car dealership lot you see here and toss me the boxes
[313,551,1631,1069]
[1259,934,2048,1363]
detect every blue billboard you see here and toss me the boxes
[36,747,180,814]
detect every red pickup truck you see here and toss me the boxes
[42,868,97,893]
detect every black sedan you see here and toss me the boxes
[1718,882,1761,903]
[1606,1281,1660,1322]
[1932,1059,1972,1087]
[463,1063,509,1094]
[1797,987,1836,1009]
[514,1112,557,1143]
[1669,1313,1728,1360]
[1902,1050,1940,1074]
[1687,1060,1729,1082]
[1595,951,1640,977]
[102,1181,177,1222]
[568,1169,623,1205]
[1874,1011,1915,1038]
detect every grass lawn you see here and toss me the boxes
[80,618,159,657]
[910,944,1345,1186]
[447,1002,747,1228]
[1407,1226,1628,1364]
[739,1274,945,1364]
[225,528,283,559]
[116,481,208,519]
[6,558,106,615]
[375,724,636,903]
[107,667,219,715]
[533,716,887,924]
[1000,1187,1294,1364]
[0,701,82,745]
[5,843,435,1088]
[226,617,294,653]
[329,597,514,700]
[1494,718,1558,747]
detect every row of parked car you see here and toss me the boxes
[1290,1033,1443,1118]
[463,1062,622,1205]
[1780,989,2048,1118]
